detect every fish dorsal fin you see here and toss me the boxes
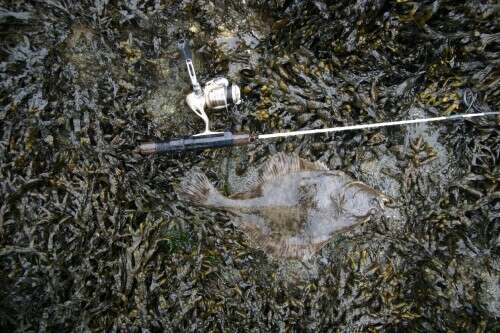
[255,153,328,186]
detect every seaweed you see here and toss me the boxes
[0,0,499,332]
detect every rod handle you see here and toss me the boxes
[137,132,254,155]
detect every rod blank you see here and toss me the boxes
[258,112,499,140]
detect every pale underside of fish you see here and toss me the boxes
[179,153,389,259]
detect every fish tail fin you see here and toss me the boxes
[178,170,220,206]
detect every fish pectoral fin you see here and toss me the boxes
[330,193,346,216]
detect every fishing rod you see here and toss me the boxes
[137,111,499,154]
[137,40,499,155]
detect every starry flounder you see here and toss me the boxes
[179,153,390,259]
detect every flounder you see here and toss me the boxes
[179,153,390,259]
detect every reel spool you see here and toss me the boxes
[204,78,241,110]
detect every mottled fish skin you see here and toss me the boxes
[178,153,389,259]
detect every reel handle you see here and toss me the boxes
[178,39,201,94]
[177,39,192,61]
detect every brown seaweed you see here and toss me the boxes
[0,0,498,332]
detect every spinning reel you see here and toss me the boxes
[177,39,241,136]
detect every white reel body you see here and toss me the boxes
[185,77,241,136]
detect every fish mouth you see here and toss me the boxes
[380,195,397,208]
